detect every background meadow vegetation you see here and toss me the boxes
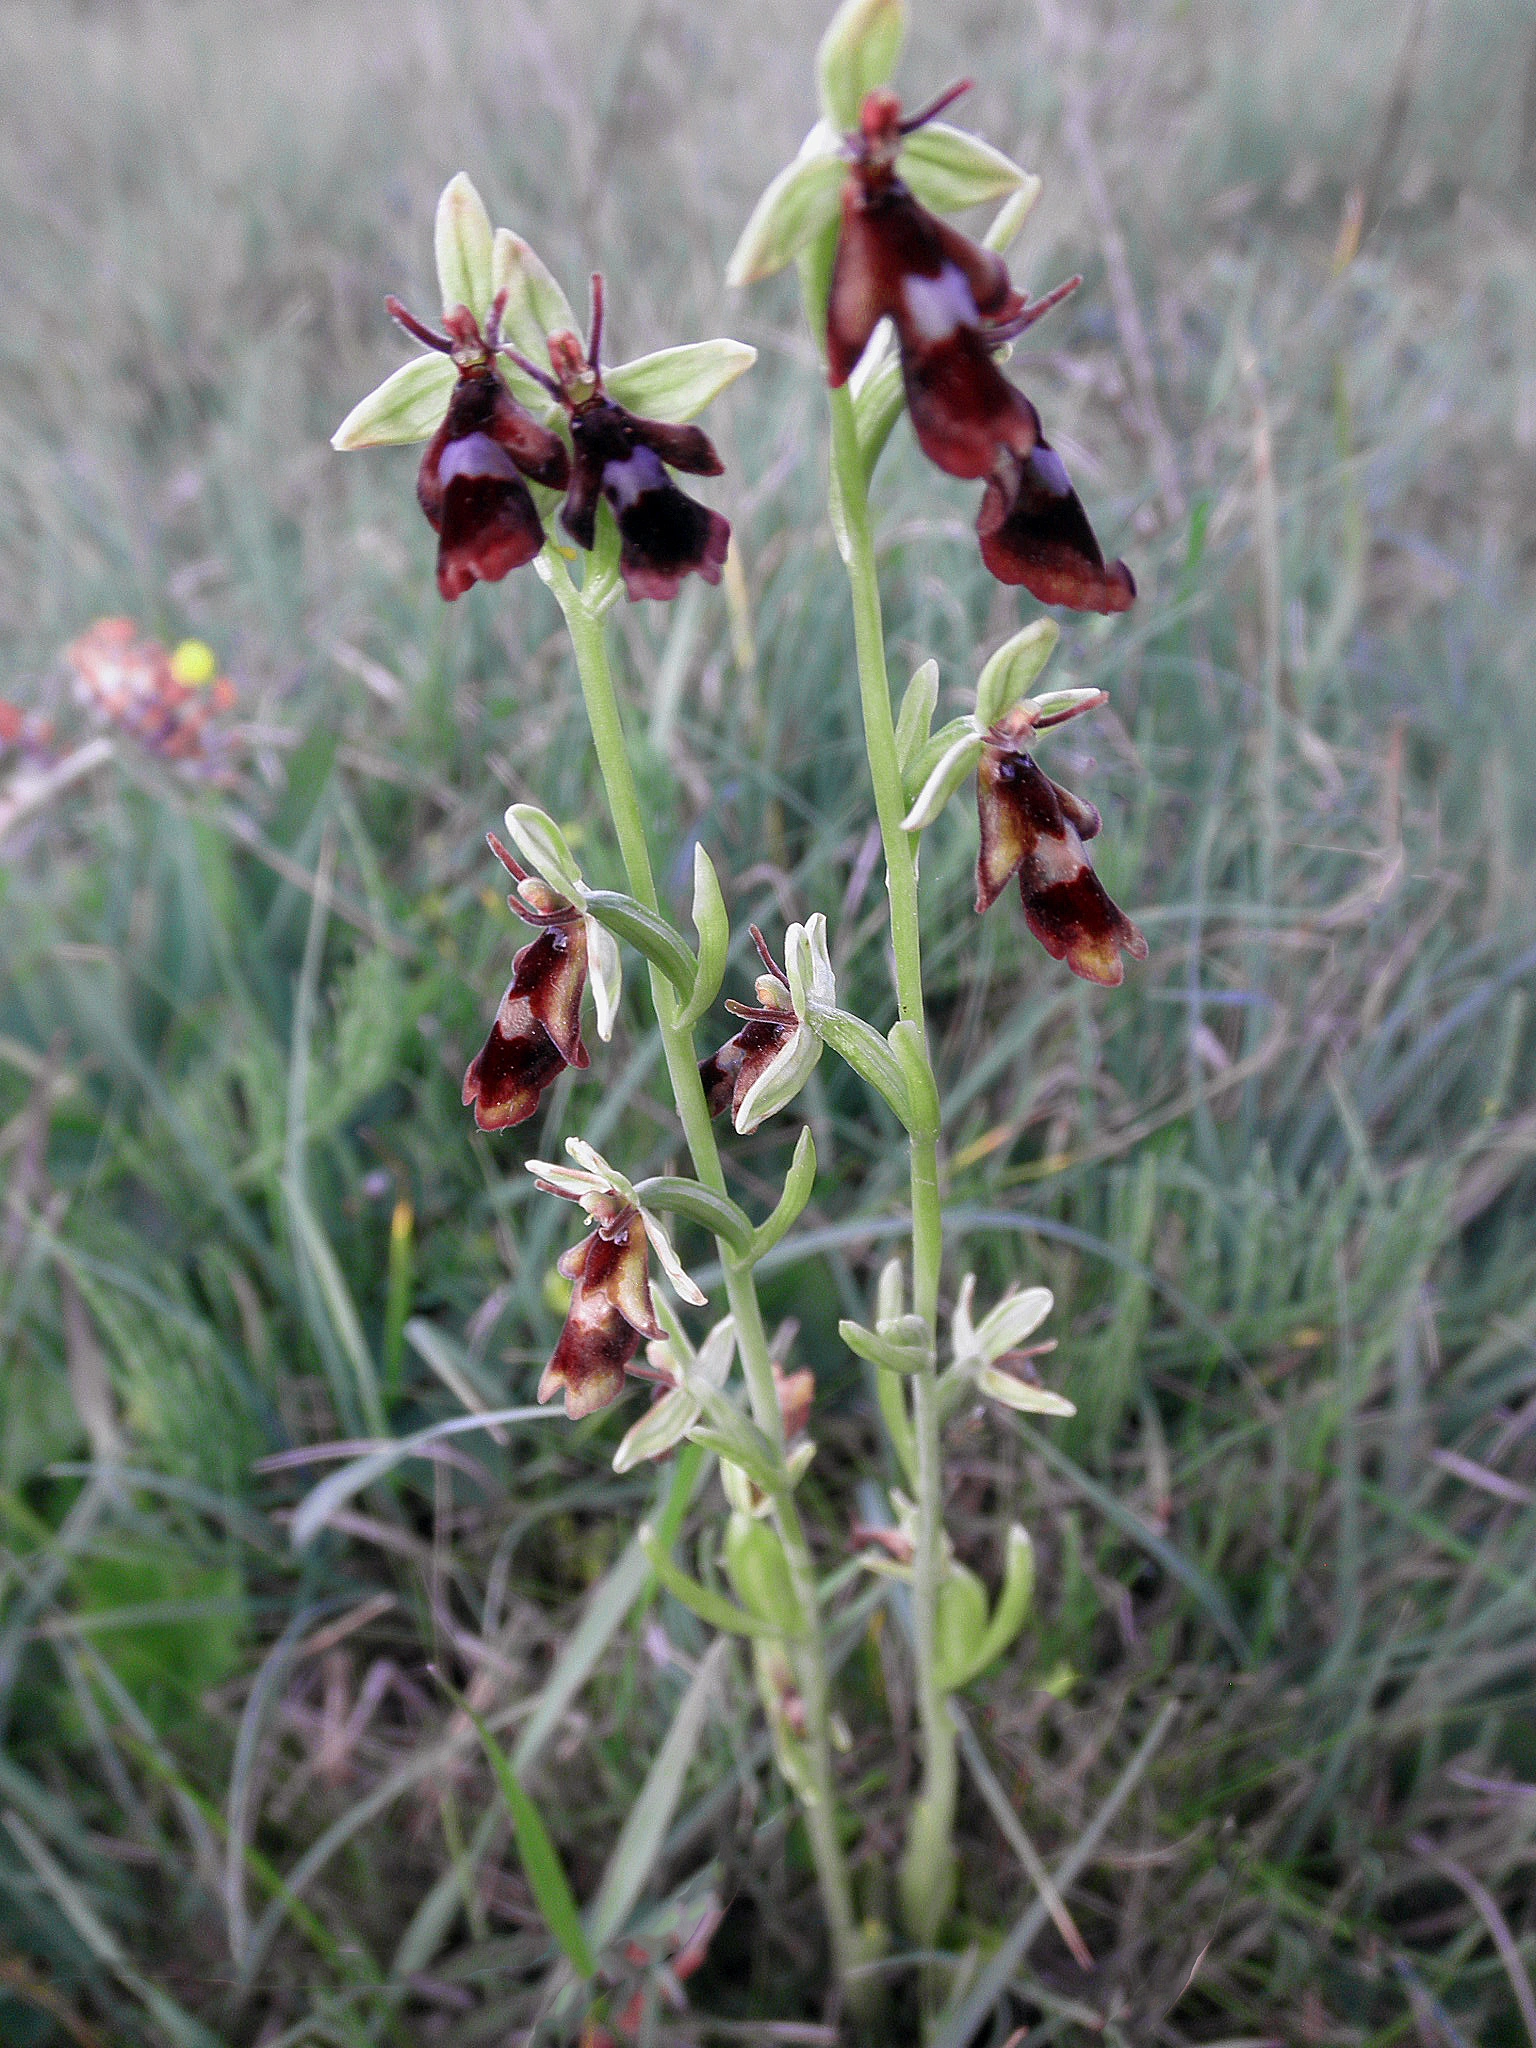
[3,0,1536,2040]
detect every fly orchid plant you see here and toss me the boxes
[335,0,1146,2028]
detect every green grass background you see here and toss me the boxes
[3,0,1536,2040]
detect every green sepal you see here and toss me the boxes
[984,177,1043,253]
[631,1175,753,1258]
[725,133,845,288]
[502,803,584,901]
[972,1284,1054,1360]
[604,340,757,425]
[491,227,576,358]
[613,1386,698,1473]
[435,173,494,324]
[638,1522,783,1638]
[976,1366,1076,1417]
[974,618,1061,727]
[900,726,985,832]
[876,1256,905,1324]
[811,1006,912,1126]
[750,1126,817,1262]
[888,1019,940,1139]
[332,352,455,451]
[839,1315,933,1375]
[900,123,1028,214]
[676,843,729,1030]
[901,715,980,807]
[817,0,905,132]
[894,659,940,778]
[580,890,697,996]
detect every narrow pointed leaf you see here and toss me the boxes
[889,1019,940,1139]
[956,1524,1035,1684]
[450,1688,596,1979]
[290,1406,551,1547]
[678,842,729,1029]
[287,1189,386,1435]
[751,1126,817,1261]
[513,1444,707,1775]
[586,1639,730,1951]
[637,1525,781,1637]
[895,659,940,776]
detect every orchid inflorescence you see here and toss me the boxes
[335,0,1151,2012]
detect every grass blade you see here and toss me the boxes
[391,1447,710,1980]
[287,1406,554,1548]
[930,1701,1178,2048]
[585,1637,729,1952]
[450,1688,597,1980]
[1007,1417,1250,1662]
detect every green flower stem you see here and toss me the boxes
[543,545,862,1994]
[826,385,957,1934]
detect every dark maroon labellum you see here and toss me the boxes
[828,86,1134,613]
[462,837,590,1131]
[540,1202,665,1419]
[700,1015,795,1120]
[975,712,1147,987]
[977,441,1137,615]
[698,927,798,1122]
[504,277,732,603]
[388,295,570,602]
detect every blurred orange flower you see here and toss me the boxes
[65,617,236,766]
